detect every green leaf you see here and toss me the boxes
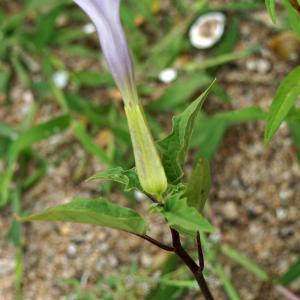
[161,193,216,235]
[213,17,239,57]
[72,71,114,88]
[32,5,63,47]
[289,121,300,162]
[264,67,300,144]
[160,279,197,289]
[0,122,18,140]
[221,244,269,281]
[279,257,300,285]
[65,93,109,126]
[22,197,148,235]
[191,107,267,161]
[215,264,241,300]
[0,115,70,206]
[216,1,265,11]
[192,114,228,160]
[214,106,267,123]
[149,73,212,111]
[140,0,205,76]
[265,0,277,23]
[185,47,257,72]
[185,159,211,213]
[87,167,142,192]
[72,121,112,166]
[284,0,300,38]
[0,63,10,95]
[159,80,215,183]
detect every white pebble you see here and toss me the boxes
[108,255,118,267]
[52,70,69,89]
[279,189,292,201]
[189,12,226,49]
[83,23,96,34]
[141,253,153,267]
[246,58,271,74]
[256,59,271,74]
[67,243,77,257]
[246,59,257,71]
[158,68,178,83]
[209,233,222,243]
[276,208,287,220]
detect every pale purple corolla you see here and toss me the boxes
[74,0,167,198]
[74,0,138,106]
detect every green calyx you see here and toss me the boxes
[125,103,167,199]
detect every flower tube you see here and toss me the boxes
[74,0,167,198]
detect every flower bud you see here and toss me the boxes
[125,104,167,198]
[74,0,168,198]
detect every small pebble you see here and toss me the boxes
[209,233,222,243]
[83,23,96,34]
[52,70,69,89]
[158,68,178,83]
[67,243,77,257]
[222,201,239,221]
[279,189,293,205]
[99,242,109,252]
[276,208,287,220]
[256,59,271,74]
[189,12,226,49]
[95,259,106,272]
[140,253,153,267]
[23,91,34,103]
[108,255,118,267]
[246,58,271,73]
[246,59,257,71]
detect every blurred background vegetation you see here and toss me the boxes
[0,0,299,299]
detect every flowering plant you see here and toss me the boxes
[23,0,216,298]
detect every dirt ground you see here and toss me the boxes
[0,3,300,300]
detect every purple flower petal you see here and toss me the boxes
[74,0,138,105]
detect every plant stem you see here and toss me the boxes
[137,234,174,252]
[196,231,204,271]
[289,0,300,13]
[138,193,214,299]
[171,229,215,300]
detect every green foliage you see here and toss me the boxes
[87,167,142,192]
[265,0,277,23]
[264,66,300,144]
[159,80,215,183]
[23,197,148,235]
[160,193,216,235]
[185,47,258,72]
[284,0,300,38]
[279,257,300,285]
[145,255,184,300]
[149,73,212,111]
[0,115,70,206]
[221,245,269,281]
[1,0,300,298]
[185,159,211,213]
[216,1,265,11]
[214,106,267,123]
[72,121,112,166]
[215,264,241,300]
[289,121,300,162]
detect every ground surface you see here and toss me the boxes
[0,1,299,300]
